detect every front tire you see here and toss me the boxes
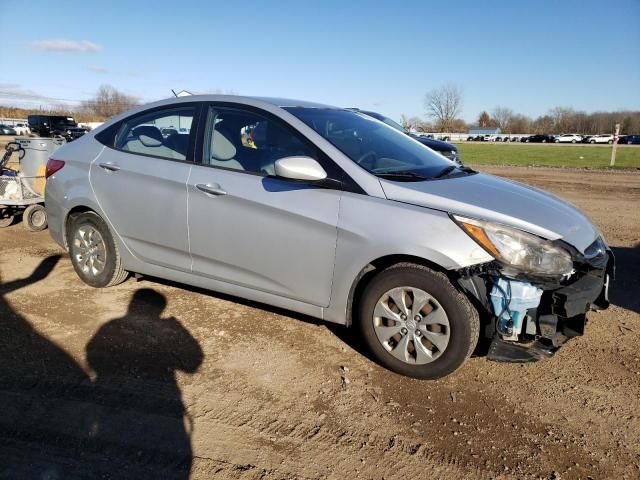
[67,211,128,288]
[358,263,479,379]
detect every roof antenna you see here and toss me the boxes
[171,89,178,98]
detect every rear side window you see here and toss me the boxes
[115,107,195,161]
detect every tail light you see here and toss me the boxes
[46,158,65,178]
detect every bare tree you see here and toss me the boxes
[509,114,531,134]
[449,118,469,133]
[82,85,139,119]
[491,106,514,133]
[400,114,430,132]
[549,107,575,133]
[424,84,463,132]
[477,111,492,128]
[532,115,554,134]
[400,114,412,131]
[413,118,434,133]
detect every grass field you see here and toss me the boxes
[456,143,640,169]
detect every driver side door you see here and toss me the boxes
[187,105,342,307]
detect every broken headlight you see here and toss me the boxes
[454,215,573,277]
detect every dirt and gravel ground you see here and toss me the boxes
[0,166,638,479]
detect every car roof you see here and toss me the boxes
[250,96,339,109]
[163,94,339,110]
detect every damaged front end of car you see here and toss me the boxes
[452,215,614,363]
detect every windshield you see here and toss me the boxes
[284,107,453,177]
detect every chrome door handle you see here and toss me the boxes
[99,162,120,172]
[196,183,227,196]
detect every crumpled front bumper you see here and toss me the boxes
[458,248,614,363]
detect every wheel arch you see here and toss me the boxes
[63,205,98,249]
[345,254,453,327]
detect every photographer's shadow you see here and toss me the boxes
[0,256,203,479]
[85,288,204,477]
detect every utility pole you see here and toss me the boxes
[610,123,620,167]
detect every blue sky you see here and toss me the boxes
[1,0,638,123]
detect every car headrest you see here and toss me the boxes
[212,129,237,161]
[133,125,163,147]
[165,133,190,157]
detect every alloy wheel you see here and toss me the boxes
[73,225,107,277]
[373,286,450,364]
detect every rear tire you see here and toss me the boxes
[358,263,479,379]
[23,204,48,232]
[67,211,128,288]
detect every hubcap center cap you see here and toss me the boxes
[406,319,417,330]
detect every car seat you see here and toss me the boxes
[164,133,190,159]
[210,129,244,170]
[123,126,183,159]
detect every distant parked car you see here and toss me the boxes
[588,134,614,144]
[0,124,17,135]
[555,134,583,144]
[351,109,462,165]
[621,135,640,145]
[526,134,554,143]
[13,123,30,135]
[28,114,88,141]
[519,136,530,142]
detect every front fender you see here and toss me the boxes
[323,193,493,325]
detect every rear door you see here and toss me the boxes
[90,104,198,272]
[187,104,342,306]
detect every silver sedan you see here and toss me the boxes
[45,96,611,378]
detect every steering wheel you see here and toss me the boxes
[355,151,377,166]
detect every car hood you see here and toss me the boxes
[379,172,598,253]
[412,135,457,152]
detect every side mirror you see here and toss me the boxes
[274,156,327,181]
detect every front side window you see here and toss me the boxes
[204,107,315,175]
[284,107,453,178]
[115,107,195,161]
